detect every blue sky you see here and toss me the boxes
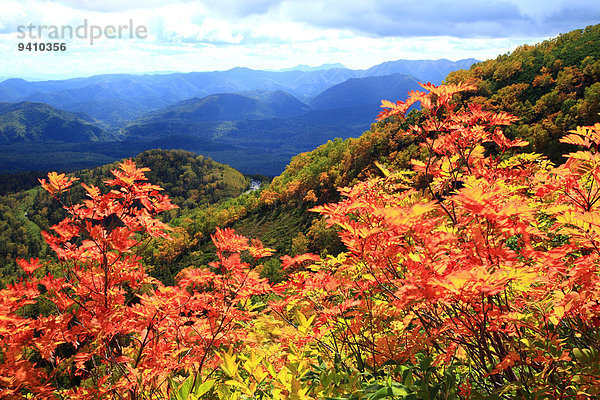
[0,0,599,80]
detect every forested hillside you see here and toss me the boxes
[0,101,114,143]
[0,149,248,285]
[446,24,600,161]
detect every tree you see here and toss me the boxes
[0,160,273,399]
[268,83,600,397]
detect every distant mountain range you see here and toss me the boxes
[277,63,347,72]
[0,58,478,175]
[0,59,477,127]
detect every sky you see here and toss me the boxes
[0,0,599,80]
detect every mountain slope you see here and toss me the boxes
[244,90,312,118]
[446,23,600,161]
[136,91,310,123]
[309,73,421,109]
[0,101,114,143]
[0,148,250,285]
[75,149,250,209]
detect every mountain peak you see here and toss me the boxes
[278,63,347,72]
[1,78,30,86]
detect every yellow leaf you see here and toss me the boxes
[220,352,239,377]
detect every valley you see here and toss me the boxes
[0,59,475,175]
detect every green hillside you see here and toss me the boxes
[0,101,114,143]
[0,149,249,286]
[446,23,600,161]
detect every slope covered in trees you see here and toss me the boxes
[0,149,249,286]
[446,23,600,161]
[0,101,114,143]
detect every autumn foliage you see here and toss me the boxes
[3,82,600,399]
[270,83,600,397]
[0,161,272,399]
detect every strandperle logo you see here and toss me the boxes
[16,19,147,45]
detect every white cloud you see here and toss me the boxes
[1,0,598,79]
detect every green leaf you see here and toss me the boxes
[368,386,393,400]
[419,356,432,371]
[177,376,194,400]
[367,383,411,400]
[391,385,411,396]
[401,368,413,386]
[194,379,216,398]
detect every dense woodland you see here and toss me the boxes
[446,24,600,161]
[1,24,600,399]
[0,149,248,285]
